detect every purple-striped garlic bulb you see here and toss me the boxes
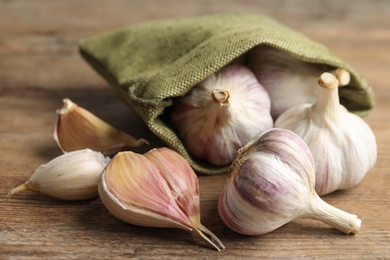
[218,128,361,236]
[247,45,350,119]
[170,64,273,166]
[275,72,377,195]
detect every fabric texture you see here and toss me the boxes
[79,13,374,175]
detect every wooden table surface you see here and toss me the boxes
[1,0,389,259]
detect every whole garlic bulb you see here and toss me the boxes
[8,149,111,200]
[275,72,377,195]
[247,45,335,119]
[218,128,361,235]
[170,64,273,166]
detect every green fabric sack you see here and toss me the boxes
[79,13,374,175]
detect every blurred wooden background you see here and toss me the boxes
[1,0,389,259]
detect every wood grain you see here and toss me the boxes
[1,0,389,259]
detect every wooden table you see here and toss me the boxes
[1,0,389,259]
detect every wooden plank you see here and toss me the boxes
[1,0,389,258]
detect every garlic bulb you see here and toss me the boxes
[247,45,345,119]
[218,128,361,235]
[170,64,273,166]
[54,98,148,156]
[98,149,224,251]
[275,72,377,195]
[8,149,110,200]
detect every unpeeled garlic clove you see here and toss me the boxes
[144,147,224,249]
[8,149,110,200]
[275,72,377,195]
[170,64,273,166]
[218,128,361,236]
[98,149,224,251]
[54,98,148,156]
[144,147,200,218]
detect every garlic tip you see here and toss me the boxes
[211,89,230,107]
[333,68,351,87]
[318,72,339,89]
[7,182,29,199]
[56,98,75,115]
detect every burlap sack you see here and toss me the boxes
[79,13,374,175]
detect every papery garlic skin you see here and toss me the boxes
[145,148,224,250]
[54,98,148,156]
[144,147,200,217]
[171,64,273,166]
[247,45,329,119]
[9,149,110,200]
[275,73,377,195]
[218,128,361,235]
[99,151,192,229]
[99,150,224,251]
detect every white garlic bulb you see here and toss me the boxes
[275,72,377,195]
[247,45,333,119]
[8,149,111,200]
[218,128,361,235]
[170,64,273,166]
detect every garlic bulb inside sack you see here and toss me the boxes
[170,64,273,166]
[247,45,349,119]
[275,72,377,196]
[218,128,361,236]
[98,149,224,251]
[8,149,111,200]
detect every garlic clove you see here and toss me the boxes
[170,64,273,166]
[275,72,377,195]
[218,128,362,235]
[99,151,192,229]
[145,147,225,250]
[8,149,110,200]
[54,98,148,156]
[144,148,200,217]
[98,150,224,251]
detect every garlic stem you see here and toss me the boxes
[318,72,339,89]
[331,68,351,87]
[304,194,361,234]
[313,73,341,119]
[211,89,230,107]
